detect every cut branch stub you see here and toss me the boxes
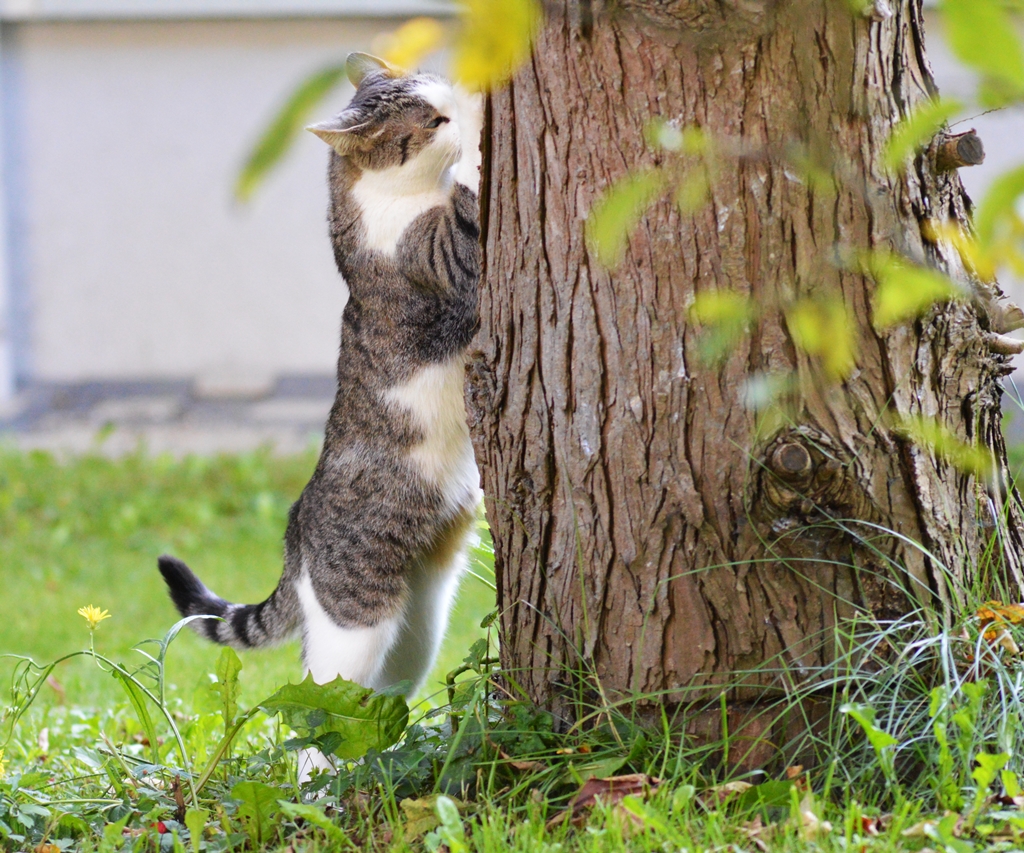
[758,428,855,519]
[771,442,813,481]
[935,129,985,171]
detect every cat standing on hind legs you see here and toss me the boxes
[157,53,482,717]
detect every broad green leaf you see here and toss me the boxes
[259,673,409,759]
[279,802,350,846]
[975,163,1024,249]
[235,64,347,202]
[111,669,160,765]
[883,97,962,173]
[940,0,1024,103]
[785,297,856,380]
[586,169,664,267]
[184,808,209,853]
[895,415,994,478]
[376,17,445,70]
[452,0,541,91]
[214,647,242,728]
[231,780,282,847]
[864,252,959,328]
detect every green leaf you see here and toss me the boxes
[111,668,160,765]
[214,647,242,728]
[688,290,756,361]
[941,0,1024,103]
[675,168,711,213]
[453,0,542,91]
[279,802,352,847]
[840,703,898,754]
[785,297,856,379]
[974,752,1010,791]
[864,251,960,329]
[735,780,797,812]
[883,97,962,172]
[259,673,409,759]
[619,796,683,843]
[235,64,347,202]
[185,808,209,853]
[231,780,282,847]
[586,169,664,267]
[1003,769,1021,799]
[98,815,131,853]
[975,163,1024,249]
[426,795,468,853]
[895,415,994,479]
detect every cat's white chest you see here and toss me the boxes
[351,168,450,255]
[383,360,481,513]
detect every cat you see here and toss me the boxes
[157,53,482,714]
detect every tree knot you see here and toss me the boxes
[758,428,849,518]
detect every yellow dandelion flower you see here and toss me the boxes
[77,605,111,630]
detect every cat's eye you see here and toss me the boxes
[425,115,450,129]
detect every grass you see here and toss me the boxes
[0,445,495,708]
[4,444,1024,851]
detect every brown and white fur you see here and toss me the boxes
[157,54,483,773]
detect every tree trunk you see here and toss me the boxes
[467,0,1024,735]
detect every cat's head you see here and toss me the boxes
[308,53,463,191]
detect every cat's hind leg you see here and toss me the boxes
[371,548,467,699]
[295,573,403,687]
[295,572,404,781]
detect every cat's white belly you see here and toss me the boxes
[383,358,481,514]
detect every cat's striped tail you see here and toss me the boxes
[157,555,299,648]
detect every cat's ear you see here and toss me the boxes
[346,52,403,86]
[307,113,373,155]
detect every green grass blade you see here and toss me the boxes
[111,668,161,766]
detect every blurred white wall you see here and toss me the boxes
[6,18,371,390]
[0,3,449,400]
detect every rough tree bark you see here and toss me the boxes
[467,0,1024,737]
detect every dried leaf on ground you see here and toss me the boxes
[547,773,661,828]
[698,780,753,807]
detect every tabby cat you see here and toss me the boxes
[158,53,481,712]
